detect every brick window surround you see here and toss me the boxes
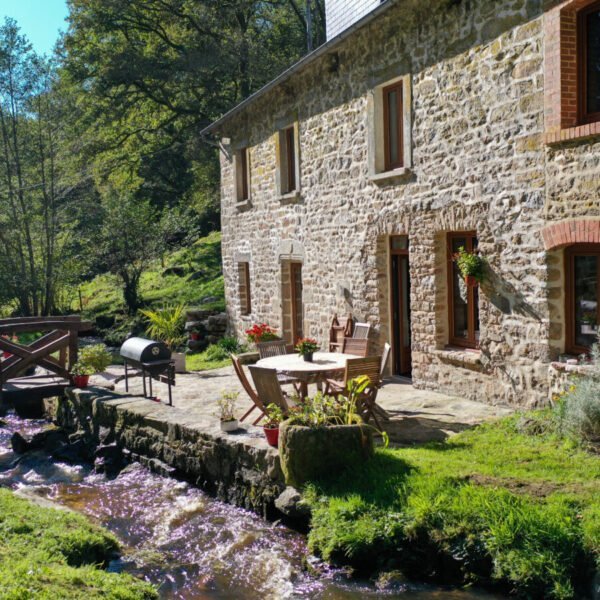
[544,0,600,144]
[541,219,600,250]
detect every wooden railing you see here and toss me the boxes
[0,316,93,384]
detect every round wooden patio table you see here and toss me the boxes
[256,351,352,398]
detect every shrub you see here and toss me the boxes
[555,346,600,446]
[204,343,229,361]
[78,344,113,373]
[218,336,246,354]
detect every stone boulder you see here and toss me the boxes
[279,422,374,488]
[275,486,311,520]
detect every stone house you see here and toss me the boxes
[202,0,600,407]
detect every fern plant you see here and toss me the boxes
[139,304,186,350]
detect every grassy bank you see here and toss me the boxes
[304,412,599,599]
[0,489,156,599]
[78,231,224,345]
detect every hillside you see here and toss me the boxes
[78,232,224,345]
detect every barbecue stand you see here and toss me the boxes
[120,337,175,406]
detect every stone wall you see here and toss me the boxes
[56,388,285,516]
[218,0,600,407]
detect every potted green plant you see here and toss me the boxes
[189,324,202,342]
[70,362,95,388]
[453,246,486,287]
[70,344,113,388]
[139,304,187,372]
[294,337,319,362]
[217,390,239,432]
[279,378,382,487]
[263,403,284,447]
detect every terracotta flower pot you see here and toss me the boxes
[263,426,279,447]
[465,275,478,287]
[72,375,90,388]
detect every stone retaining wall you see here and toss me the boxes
[55,387,285,517]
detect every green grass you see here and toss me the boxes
[186,352,230,371]
[303,412,600,599]
[78,232,224,345]
[0,489,156,599]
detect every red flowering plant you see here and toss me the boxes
[294,337,319,356]
[245,323,279,344]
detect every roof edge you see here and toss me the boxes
[200,0,395,137]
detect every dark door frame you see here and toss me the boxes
[389,236,411,377]
[289,261,303,342]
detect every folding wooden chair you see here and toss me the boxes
[329,313,353,352]
[324,355,385,428]
[256,340,289,358]
[248,365,293,414]
[231,354,266,425]
[341,337,369,357]
[256,340,300,392]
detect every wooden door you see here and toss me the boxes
[290,262,303,341]
[390,237,411,376]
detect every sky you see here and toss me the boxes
[0,0,68,55]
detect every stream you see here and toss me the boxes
[0,412,505,599]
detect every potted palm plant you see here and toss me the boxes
[453,246,486,287]
[295,337,319,362]
[263,403,284,447]
[140,304,187,372]
[217,391,239,432]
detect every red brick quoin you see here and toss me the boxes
[542,219,600,250]
[544,0,600,144]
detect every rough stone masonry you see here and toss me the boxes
[213,0,600,408]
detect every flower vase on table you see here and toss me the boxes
[294,338,319,363]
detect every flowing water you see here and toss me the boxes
[0,413,505,599]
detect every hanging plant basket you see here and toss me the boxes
[454,247,486,287]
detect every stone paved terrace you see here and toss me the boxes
[102,365,514,445]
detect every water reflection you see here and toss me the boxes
[0,413,505,599]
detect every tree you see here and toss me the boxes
[61,0,313,231]
[0,18,83,315]
[94,193,162,313]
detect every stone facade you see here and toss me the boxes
[213,0,600,408]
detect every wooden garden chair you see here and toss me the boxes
[256,340,301,392]
[329,313,353,352]
[324,355,386,428]
[341,337,369,357]
[231,354,267,425]
[256,340,290,358]
[248,365,293,414]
